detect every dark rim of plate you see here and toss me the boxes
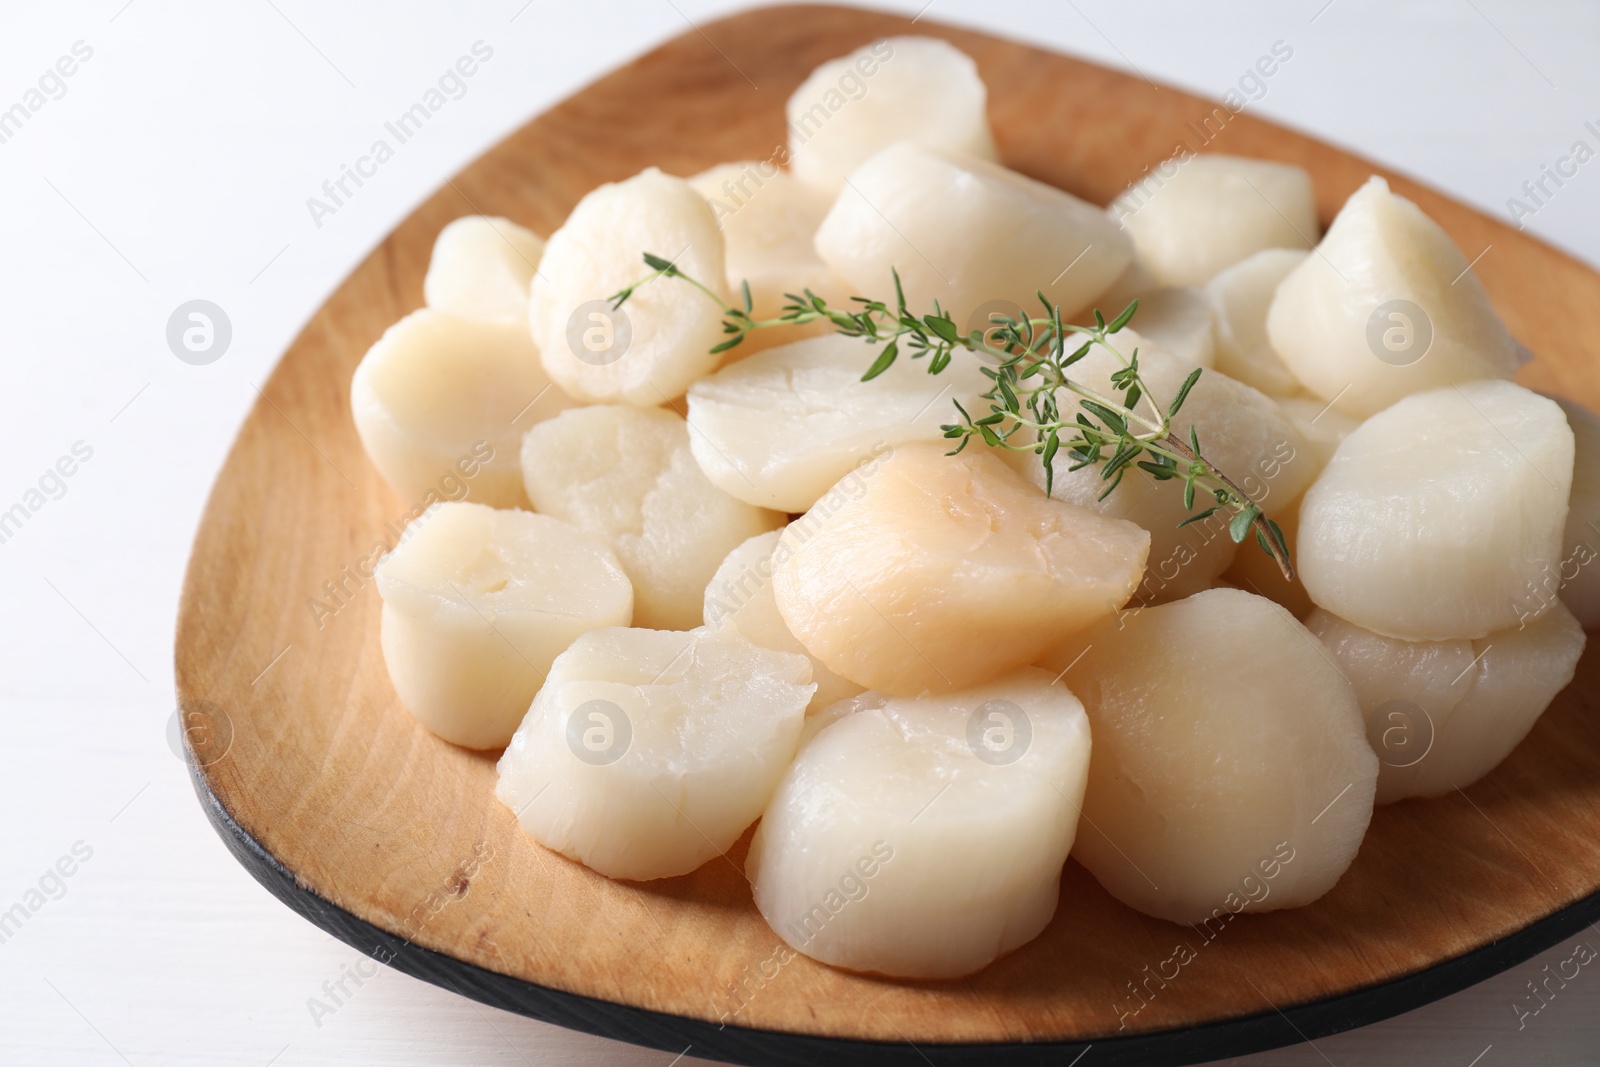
[188,756,1600,1066]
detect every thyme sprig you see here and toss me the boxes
[610,253,1292,579]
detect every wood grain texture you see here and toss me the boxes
[175,3,1600,1059]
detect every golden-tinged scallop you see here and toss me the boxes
[772,444,1149,695]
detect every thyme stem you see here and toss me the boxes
[610,254,1294,581]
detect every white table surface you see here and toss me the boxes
[1,2,1597,1064]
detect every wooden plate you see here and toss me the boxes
[175,6,1600,1064]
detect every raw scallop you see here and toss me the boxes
[1266,177,1524,418]
[1206,248,1308,396]
[1121,287,1215,369]
[1223,491,1315,619]
[424,215,545,323]
[1553,397,1600,629]
[497,626,813,880]
[1277,393,1362,472]
[772,443,1149,695]
[1307,604,1584,802]
[530,167,729,405]
[1087,254,1161,321]
[703,530,863,712]
[521,405,784,630]
[688,162,851,356]
[1110,154,1316,287]
[747,668,1091,978]
[787,37,998,194]
[375,502,633,749]
[1297,380,1573,640]
[1028,341,1315,604]
[351,308,577,508]
[1059,587,1376,924]
[814,142,1132,327]
[685,332,990,512]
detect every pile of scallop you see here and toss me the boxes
[348,37,1599,980]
